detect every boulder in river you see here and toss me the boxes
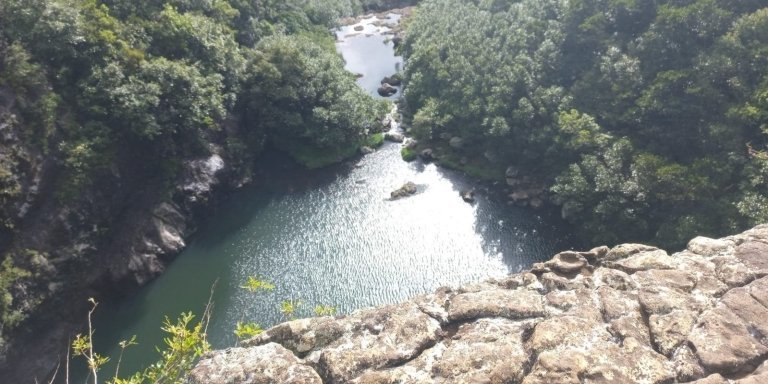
[405,138,419,149]
[378,83,398,97]
[390,182,417,200]
[461,189,476,203]
[360,146,374,155]
[354,25,364,31]
[384,132,405,143]
[420,148,434,161]
[381,74,403,86]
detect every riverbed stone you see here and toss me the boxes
[190,226,768,384]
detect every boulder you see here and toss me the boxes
[353,25,364,31]
[688,236,733,256]
[390,181,417,199]
[384,132,404,143]
[449,136,464,148]
[545,251,588,274]
[460,189,475,203]
[188,343,322,384]
[377,83,397,97]
[381,74,402,86]
[448,288,545,321]
[688,306,768,373]
[734,241,768,276]
[419,148,434,161]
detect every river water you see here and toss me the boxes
[79,13,577,380]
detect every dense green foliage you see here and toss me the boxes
[0,0,385,179]
[403,0,768,247]
[72,299,211,384]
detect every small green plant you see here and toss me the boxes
[70,290,213,384]
[136,312,211,383]
[113,335,138,381]
[280,299,302,320]
[234,321,263,340]
[240,276,275,293]
[313,305,337,316]
[71,298,109,384]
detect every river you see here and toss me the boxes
[76,12,577,380]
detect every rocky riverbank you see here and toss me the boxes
[190,225,768,383]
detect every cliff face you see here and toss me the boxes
[0,82,235,380]
[190,225,768,383]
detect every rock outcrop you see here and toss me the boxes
[390,181,417,199]
[190,225,768,384]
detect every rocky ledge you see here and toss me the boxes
[189,225,768,383]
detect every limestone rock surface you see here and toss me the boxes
[190,226,768,383]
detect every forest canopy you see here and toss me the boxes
[402,0,768,247]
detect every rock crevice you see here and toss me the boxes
[190,225,768,383]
